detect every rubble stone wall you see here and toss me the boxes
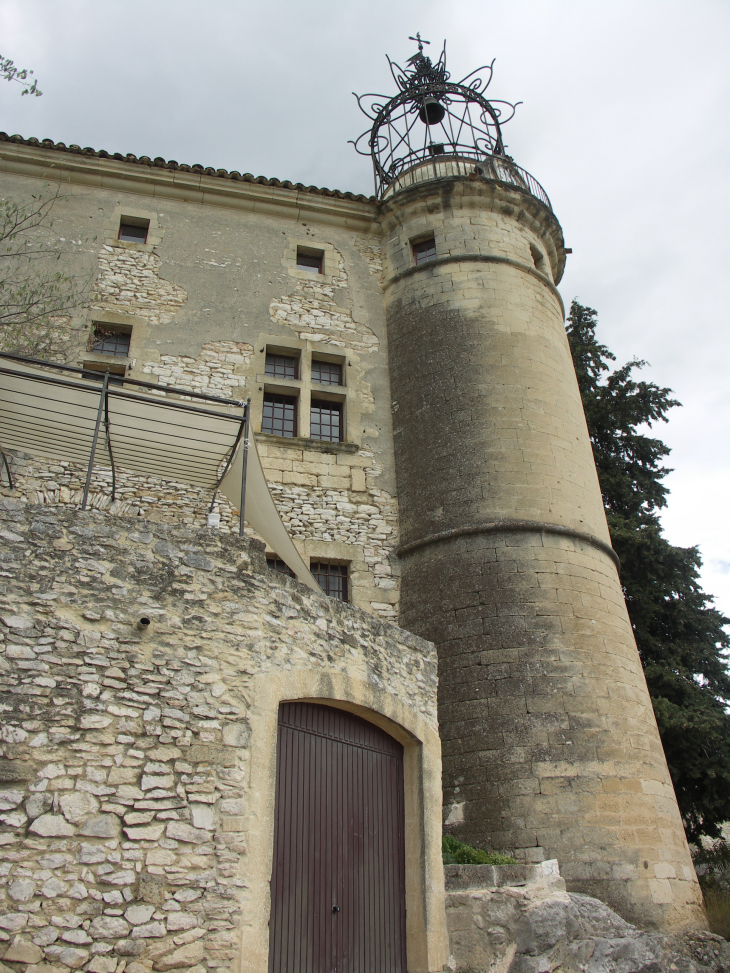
[0,499,445,973]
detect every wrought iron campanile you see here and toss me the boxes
[355,38,704,930]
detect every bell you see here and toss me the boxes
[419,97,445,126]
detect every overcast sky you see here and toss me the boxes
[1,0,728,617]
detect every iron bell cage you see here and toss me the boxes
[351,35,551,210]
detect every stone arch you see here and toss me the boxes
[239,669,448,973]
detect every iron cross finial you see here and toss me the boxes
[408,33,430,54]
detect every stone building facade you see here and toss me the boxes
[0,499,447,972]
[0,117,705,955]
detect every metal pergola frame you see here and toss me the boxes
[0,352,252,537]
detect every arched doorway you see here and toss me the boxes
[268,702,408,972]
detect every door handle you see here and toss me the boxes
[332,905,340,913]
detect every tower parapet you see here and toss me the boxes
[358,38,705,929]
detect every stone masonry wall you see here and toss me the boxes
[0,499,437,973]
[93,248,187,327]
[1,441,399,621]
[380,179,703,931]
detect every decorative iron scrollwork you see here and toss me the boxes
[351,35,552,208]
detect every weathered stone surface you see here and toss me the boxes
[0,790,23,810]
[87,958,118,973]
[131,922,165,939]
[2,938,43,963]
[165,821,211,844]
[61,929,92,945]
[25,792,53,819]
[59,791,100,825]
[89,917,130,940]
[28,813,75,837]
[113,939,145,957]
[7,880,35,903]
[445,867,730,973]
[0,914,28,932]
[78,814,121,838]
[45,946,89,969]
[124,905,155,926]
[123,823,164,841]
[165,914,197,932]
[154,941,206,970]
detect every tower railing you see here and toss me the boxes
[381,152,552,211]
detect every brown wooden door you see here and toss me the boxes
[269,702,407,973]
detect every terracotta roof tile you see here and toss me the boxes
[0,132,375,203]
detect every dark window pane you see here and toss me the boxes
[262,393,297,438]
[311,562,348,601]
[92,328,131,357]
[118,222,148,243]
[296,251,322,273]
[310,400,342,442]
[265,353,299,380]
[413,237,436,265]
[311,360,342,386]
[267,557,295,578]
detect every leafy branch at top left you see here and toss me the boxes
[0,55,42,97]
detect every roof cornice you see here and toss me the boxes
[0,133,379,233]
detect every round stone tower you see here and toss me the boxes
[354,39,704,929]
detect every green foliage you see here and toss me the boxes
[0,188,88,357]
[692,840,730,939]
[692,838,730,891]
[567,301,730,842]
[0,55,42,96]
[442,834,516,866]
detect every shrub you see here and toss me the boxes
[442,834,516,866]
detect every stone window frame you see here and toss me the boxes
[241,669,449,973]
[283,238,338,283]
[81,310,148,378]
[102,205,164,251]
[253,333,359,444]
[411,233,437,266]
[310,559,350,601]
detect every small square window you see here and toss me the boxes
[262,393,297,438]
[265,352,299,380]
[296,248,323,273]
[412,236,436,265]
[311,562,348,601]
[310,400,342,443]
[118,218,149,244]
[311,359,343,386]
[267,556,295,578]
[91,326,131,358]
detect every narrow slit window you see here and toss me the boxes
[265,352,299,380]
[91,326,131,357]
[311,562,348,601]
[118,219,149,244]
[262,393,297,438]
[310,400,342,443]
[296,248,323,273]
[311,359,343,386]
[412,236,436,265]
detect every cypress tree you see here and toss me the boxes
[566,300,730,842]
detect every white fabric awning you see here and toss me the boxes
[0,357,320,592]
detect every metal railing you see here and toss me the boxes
[381,152,552,211]
[0,352,251,536]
